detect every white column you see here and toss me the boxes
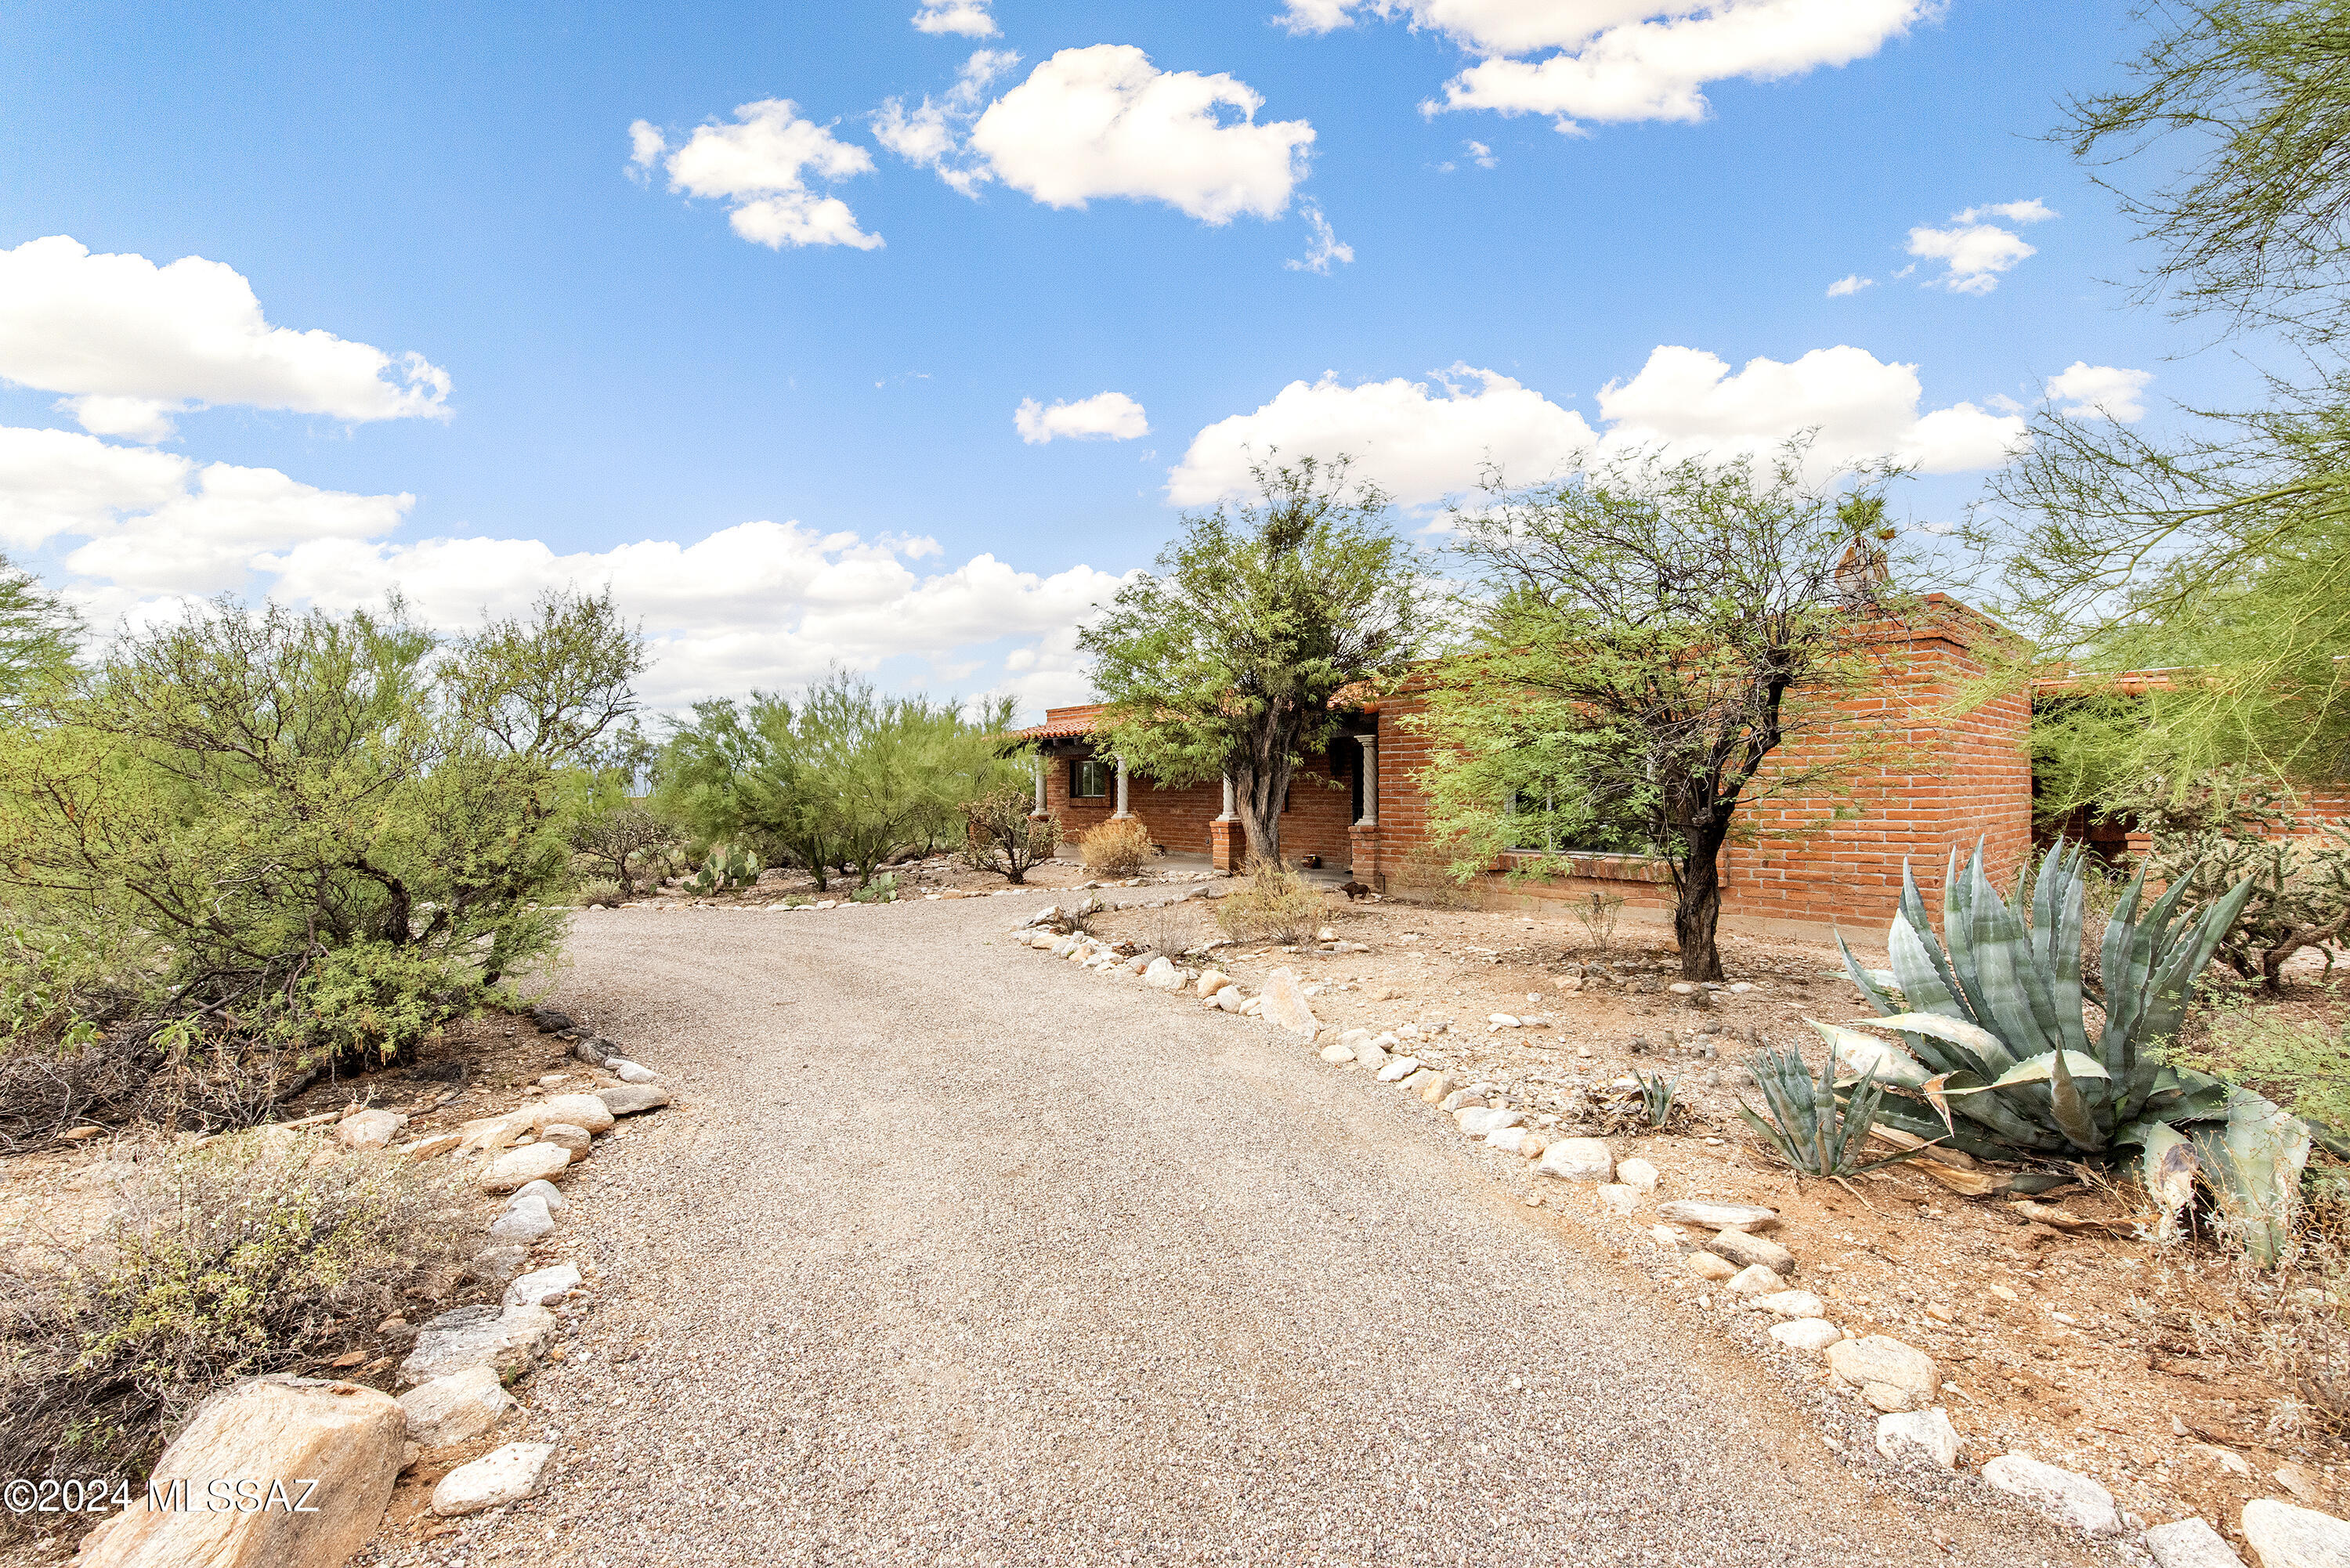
[1216,771,1237,822]
[1031,752,1047,817]
[1112,756,1132,819]
[1355,735,1379,826]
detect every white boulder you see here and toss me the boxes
[2241,1500,2350,1567]
[1874,1408,1961,1469]
[1980,1454,2120,1535]
[397,1364,517,1448]
[431,1441,556,1517]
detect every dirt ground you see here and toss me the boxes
[1061,874,2350,1541]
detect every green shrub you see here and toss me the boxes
[2179,1009,2350,1137]
[848,872,898,904]
[0,1131,471,1494]
[1214,861,1323,944]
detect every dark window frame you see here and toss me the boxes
[1069,757,1110,800]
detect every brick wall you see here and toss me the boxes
[1039,746,1362,869]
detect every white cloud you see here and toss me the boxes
[1593,345,2027,475]
[2047,361,2153,423]
[968,46,1315,223]
[1286,203,1356,273]
[1466,139,1498,168]
[259,521,1126,710]
[1014,392,1150,445]
[913,0,997,35]
[626,120,667,181]
[1906,197,2054,293]
[0,237,451,443]
[0,425,410,620]
[1169,344,2029,506]
[640,100,883,250]
[1826,273,1873,297]
[1287,1,1933,130]
[1169,367,1596,507]
[871,50,1021,197]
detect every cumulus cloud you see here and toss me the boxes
[913,0,997,35]
[1907,197,2055,293]
[1169,344,2028,505]
[1284,1,1932,130]
[1014,392,1149,445]
[261,522,1126,710]
[968,46,1315,223]
[634,100,883,250]
[1466,139,1498,168]
[2047,361,2153,423]
[1169,367,1596,507]
[1827,273,1873,297]
[871,49,1021,197]
[0,237,451,443]
[1286,203,1355,273]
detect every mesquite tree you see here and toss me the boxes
[1423,443,1906,981]
[1079,456,1424,865]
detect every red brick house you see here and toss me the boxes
[1008,594,2034,941]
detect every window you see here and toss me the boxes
[1505,787,1656,855]
[1070,757,1110,799]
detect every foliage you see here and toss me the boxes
[1994,1,2350,803]
[0,591,641,1086]
[0,551,79,715]
[564,803,682,896]
[1632,1068,1681,1129]
[2178,1005,2350,1136]
[656,670,1019,890]
[1827,840,2319,1264]
[848,872,898,905]
[2112,769,2350,988]
[1078,817,1156,878]
[683,843,761,895]
[959,784,1060,884]
[1213,859,1325,945]
[573,879,624,909]
[1080,455,1424,865]
[0,1132,471,1493]
[1421,442,1911,981]
[1739,1047,1919,1178]
[1571,890,1625,954]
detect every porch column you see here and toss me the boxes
[1030,752,1048,818]
[1215,771,1237,822]
[1355,735,1379,826]
[1112,755,1132,820]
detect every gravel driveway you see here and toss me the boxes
[516,900,2099,1567]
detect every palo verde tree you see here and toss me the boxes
[0,551,81,712]
[1990,0,2350,809]
[1421,443,1909,982]
[1079,454,1425,865]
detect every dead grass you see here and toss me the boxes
[1078,818,1157,880]
[1213,862,1324,945]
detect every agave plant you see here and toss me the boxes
[1633,1068,1681,1129]
[1818,840,2312,1264]
[1739,1047,1922,1178]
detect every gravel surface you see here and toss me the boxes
[498,900,2104,1566]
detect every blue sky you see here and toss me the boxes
[0,0,2258,714]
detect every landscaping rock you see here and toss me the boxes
[399,1304,559,1386]
[481,1142,573,1194]
[1657,1200,1777,1230]
[431,1441,556,1517]
[1485,1127,1541,1154]
[1196,970,1232,997]
[1770,1318,1843,1350]
[397,1364,516,1447]
[1875,1408,1961,1469]
[1595,1183,1640,1217]
[74,1375,403,1568]
[609,1059,659,1084]
[511,1178,565,1215]
[337,1108,407,1151]
[1412,1071,1451,1101]
[1828,1335,1940,1414]
[2241,1500,2350,1567]
[1209,987,1247,1013]
[1724,1264,1784,1295]
[531,1006,574,1031]
[1376,1056,1421,1083]
[504,1263,582,1308]
[1535,1137,1614,1182]
[1982,1454,2120,1535]
[1687,1252,1737,1281]
[597,1083,671,1116]
[1355,1042,1390,1070]
[2143,1518,2246,1568]
[1440,1088,1484,1112]
[571,1037,611,1068]
[532,1094,616,1134]
[1318,1043,1355,1064]
[1140,957,1180,989]
[486,1194,554,1245]
[1456,1107,1524,1137]
[1748,1289,1824,1318]
[400,1133,461,1161]
[539,1123,592,1161]
[1614,1157,1659,1191]
[1259,968,1320,1038]
[1705,1228,1795,1276]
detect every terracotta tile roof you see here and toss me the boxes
[1004,703,1106,741]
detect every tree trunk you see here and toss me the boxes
[1234,759,1291,868]
[1674,826,1730,981]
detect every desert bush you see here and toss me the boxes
[573,879,624,909]
[1214,861,1323,944]
[0,1132,471,1494]
[2178,1007,2350,1143]
[1571,891,1625,954]
[960,785,1060,884]
[564,803,682,896]
[1079,818,1156,879]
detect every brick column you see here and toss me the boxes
[1209,771,1242,872]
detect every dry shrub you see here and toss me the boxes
[1393,844,1479,910]
[1215,860,1325,944]
[1079,818,1157,879]
[0,1031,317,1154]
[0,1130,472,1503]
